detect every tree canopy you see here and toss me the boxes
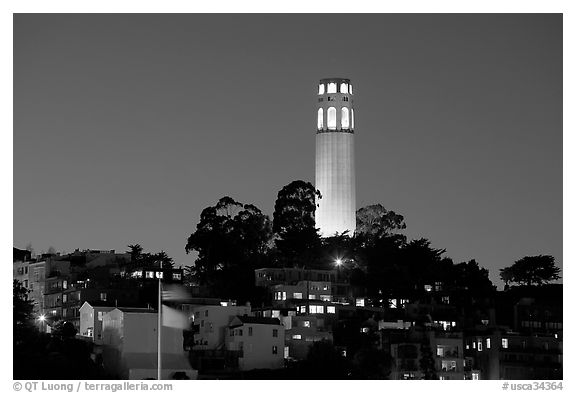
[185,196,272,301]
[356,204,406,242]
[127,244,175,269]
[272,180,322,266]
[500,255,561,287]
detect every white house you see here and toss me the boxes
[101,307,197,380]
[226,316,285,371]
[79,301,115,344]
[191,304,252,351]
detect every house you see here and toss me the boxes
[191,304,252,350]
[79,301,116,344]
[464,328,562,380]
[101,307,196,380]
[226,316,285,370]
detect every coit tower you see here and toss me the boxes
[315,78,356,237]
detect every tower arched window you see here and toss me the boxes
[327,107,337,130]
[327,83,337,94]
[317,108,324,130]
[318,84,325,95]
[351,108,355,129]
[341,107,349,129]
[340,83,348,94]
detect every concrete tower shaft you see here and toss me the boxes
[315,78,356,237]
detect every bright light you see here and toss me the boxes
[335,258,343,266]
[38,315,46,322]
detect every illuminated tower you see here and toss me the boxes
[315,78,356,237]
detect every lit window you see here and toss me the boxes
[356,298,365,307]
[327,107,336,130]
[320,295,331,302]
[340,83,348,94]
[98,311,103,321]
[302,321,311,327]
[390,299,397,308]
[327,306,336,314]
[351,108,354,128]
[349,84,353,94]
[424,284,433,292]
[100,292,107,301]
[472,341,476,349]
[155,272,163,279]
[437,346,444,357]
[486,338,491,349]
[298,306,306,314]
[361,327,369,333]
[318,84,325,95]
[63,281,68,290]
[173,273,181,280]
[309,305,324,314]
[145,271,154,279]
[273,329,278,337]
[327,83,337,93]
[272,310,280,318]
[502,338,508,349]
[284,346,289,358]
[477,340,483,351]
[309,295,316,300]
[272,345,278,355]
[341,107,350,129]
[292,334,301,340]
[293,292,303,299]
[317,108,323,130]
[472,372,479,380]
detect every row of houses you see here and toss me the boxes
[180,266,562,379]
[14,248,562,379]
[13,248,184,332]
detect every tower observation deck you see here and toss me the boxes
[314,78,356,237]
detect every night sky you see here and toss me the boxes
[13,14,562,286]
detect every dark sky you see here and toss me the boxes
[13,14,562,286]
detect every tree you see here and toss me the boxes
[272,180,322,266]
[127,244,143,263]
[351,347,393,379]
[356,204,406,241]
[419,341,437,380]
[13,280,36,346]
[500,255,561,287]
[302,340,349,379]
[185,196,272,301]
[127,244,175,269]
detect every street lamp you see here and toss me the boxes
[38,314,46,332]
[335,258,343,267]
